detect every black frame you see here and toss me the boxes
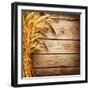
[11,2,88,87]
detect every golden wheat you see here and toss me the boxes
[23,12,53,77]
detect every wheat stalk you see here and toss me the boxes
[23,12,53,77]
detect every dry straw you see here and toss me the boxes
[23,12,54,77]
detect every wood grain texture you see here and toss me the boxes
[40,20,80,39]
[49,13,80,20]
[33,67,80,76]
[32,14,80,76]
[32,54,80,68]
[28,13,80,76]
[35,40,80,53]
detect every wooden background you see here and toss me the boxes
[32,12,80,76]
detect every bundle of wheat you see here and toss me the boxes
[23,12,53,77]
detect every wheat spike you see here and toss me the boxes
[23,12,53,77]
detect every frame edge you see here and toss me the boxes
[11,2,18,87]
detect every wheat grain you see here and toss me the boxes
[23,12,53,77]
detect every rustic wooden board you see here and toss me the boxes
[35,40,80,53]
[49,13,80,20]
[33,67,80,76]
[32,54,80,68]
[32,14,80,76]
[40,20,80,39]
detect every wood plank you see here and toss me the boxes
[33,67,80,76]
[35,40,80,53]
[49,13,80,20]
[32,54,80,68]
[48,12,80,21]
[40,20,80,39]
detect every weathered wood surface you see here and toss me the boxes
[32,54,80,68]
[35,40,80,53]
[49,13,80,20]
[40,18,80,39]
[33,67,80,76]
[32,13,80,76]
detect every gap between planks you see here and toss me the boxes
[33,53,80,55]
[39,38,80,41]
[33,66,80,69]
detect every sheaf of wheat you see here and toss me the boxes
[23,12,54,77]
